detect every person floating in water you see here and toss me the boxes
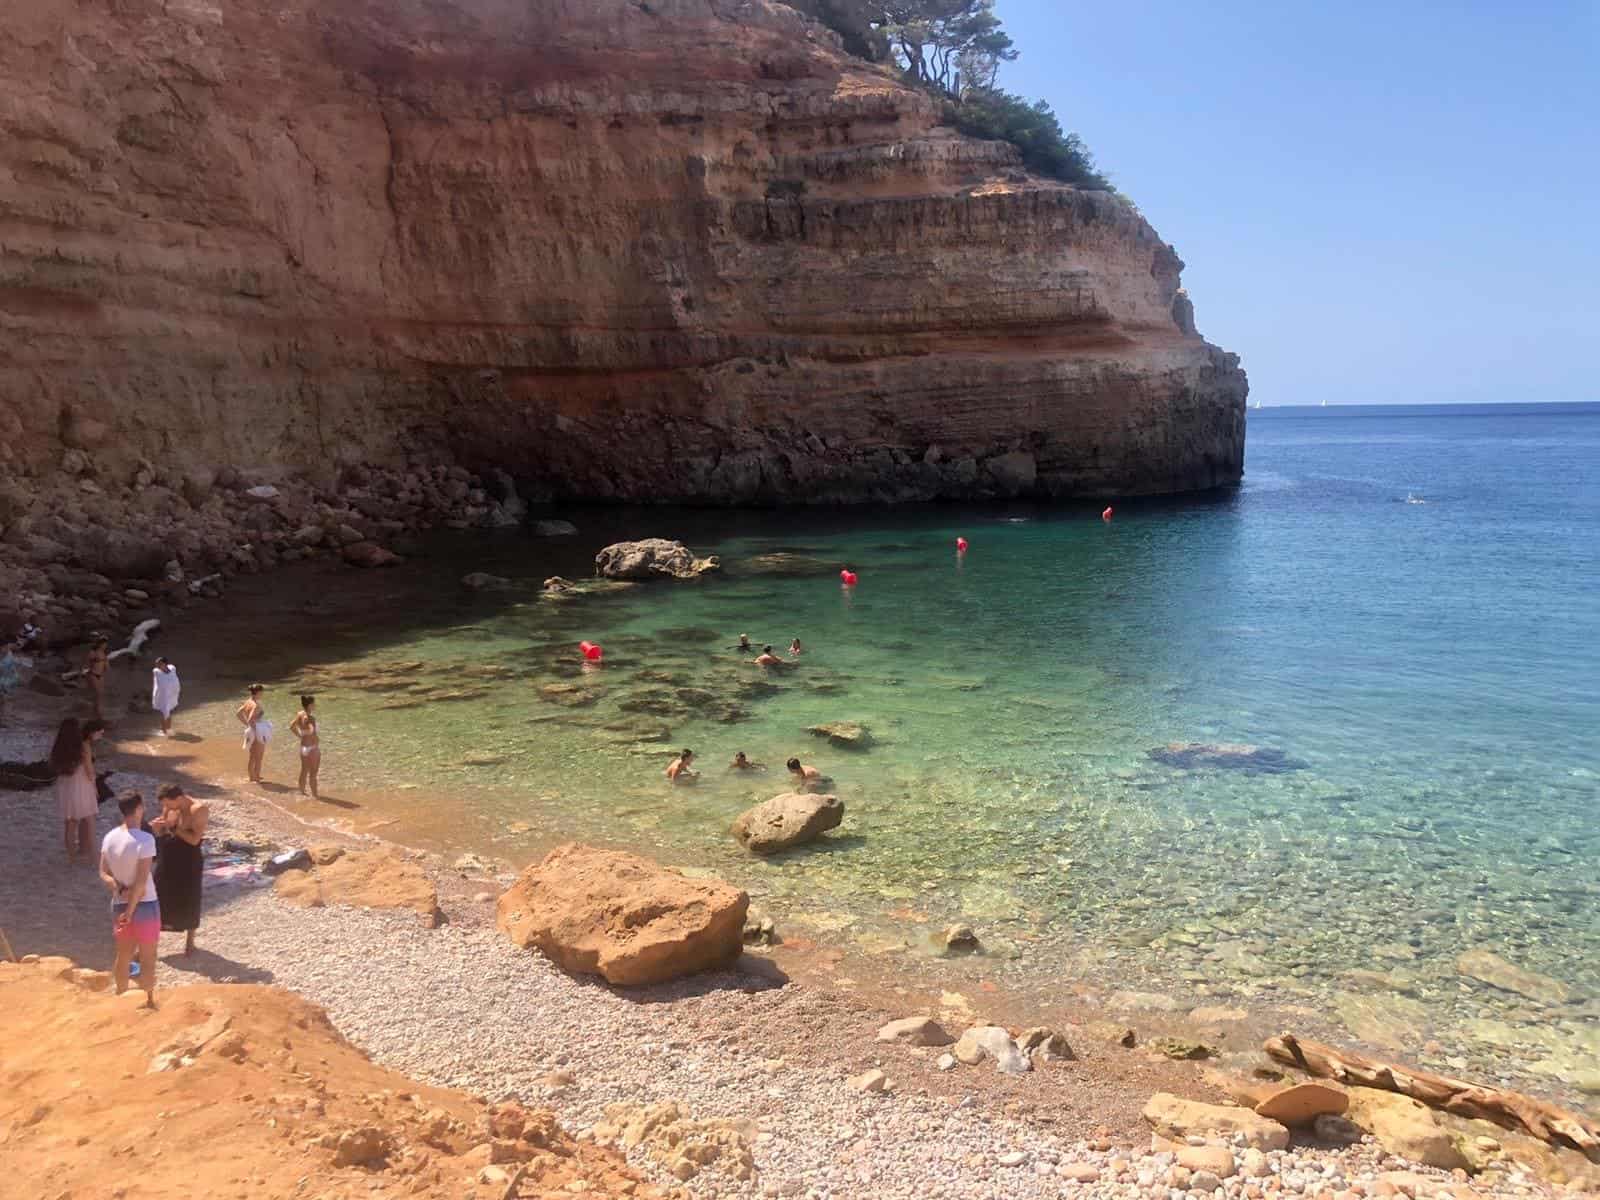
[749,644,783,668]
[666,748,698,784]
[730,751,766,771]
[736,634,753,653]
[788,638,803,657]
[786,757,823,791]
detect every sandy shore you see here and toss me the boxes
[2,679,1593,1200]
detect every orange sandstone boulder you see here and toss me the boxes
[496,844,748,986]
[1255,1081,1349,1127]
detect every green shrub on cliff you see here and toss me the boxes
[948,88,1109,189]
[780,0,1111,191]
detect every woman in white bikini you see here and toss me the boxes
[288,694,321,799]
[234,684,271,783]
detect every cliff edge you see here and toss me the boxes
[0,0,1245,511]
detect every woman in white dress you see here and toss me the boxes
[234,684,272,783]
[151,657,181,736]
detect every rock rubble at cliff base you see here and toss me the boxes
[0,460,527,646]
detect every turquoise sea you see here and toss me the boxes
[183,402,1600,1097]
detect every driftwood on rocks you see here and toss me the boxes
[1264,1033,1600,1161]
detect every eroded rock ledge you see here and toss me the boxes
[0,0,1246,622]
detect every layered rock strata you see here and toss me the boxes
[0,0,1246,629]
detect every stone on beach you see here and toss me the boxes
[953,1026,1031,1075]
[1018,1027,1076,1062]
[730,792,844,854]
[849,1068,889,1093]
[495,843,747,986]
[594,539,719,581]
[1254,1081,1349,1127]
[1343,1087,1469,1169]
[1142,1094,1290,1150]
[877,1016,955,1047]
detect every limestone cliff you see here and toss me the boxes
[0,0,1244,513]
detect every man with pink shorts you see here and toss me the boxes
[99,791,159,1005]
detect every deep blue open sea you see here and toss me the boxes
[185,401,1600,1094]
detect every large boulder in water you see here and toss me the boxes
[594,539,719,581]
[496,843,747,985]
[731,793,844,854]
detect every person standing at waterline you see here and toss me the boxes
[288,694,321,799]
[100,791,159,1005]
[150,657,181,736]
[50,717,105,864]
[235,684,271,783]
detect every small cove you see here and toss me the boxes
[158,404,1600,1106]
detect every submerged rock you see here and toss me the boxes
[807,721,873,749]
[1148,742,1307,774]
[730,792,844,854]
[461,572,512,590]
[532,520,578,536]
[1456,948,1575,1005]
[495,843,747,986]
[342,541,402,569]
[594,539,719,581]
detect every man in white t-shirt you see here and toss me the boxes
[99,791,160,1005]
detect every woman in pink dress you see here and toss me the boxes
[51,717,106,863]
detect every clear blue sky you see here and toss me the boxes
[999,1,1599,406]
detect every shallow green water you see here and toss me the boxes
[183,404,1600,1098]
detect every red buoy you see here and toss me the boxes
[956,537,969,552]
[579,641,604,662]
[1102,507,1114,521]
[839,570,858,586]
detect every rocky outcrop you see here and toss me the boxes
[496,843,748,985]
[0,0,1246,586]
[730,792,844,853]
[594,540,720,582]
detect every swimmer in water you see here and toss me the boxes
[737,633,753,653]
[750,644,783,667]
[786,757,822,791]
[788,638,803,657]
[730,751,766,771]
[666,748,698,784]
